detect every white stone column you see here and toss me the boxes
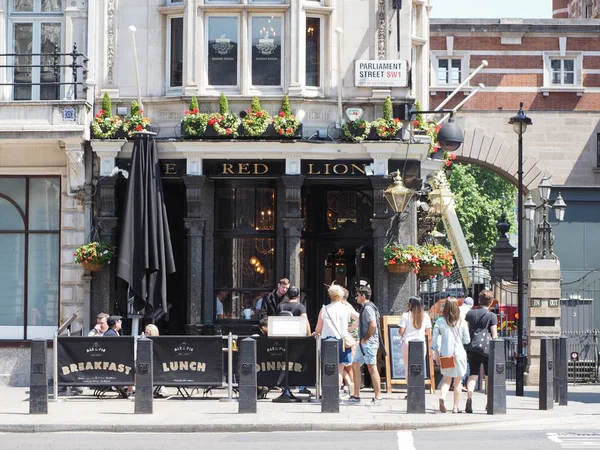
[63,5,77,100]
[240,6,249,96]
[183,0,200,95]
[91,140,126,176]
[0,1,8,101]
[288,0,304,96]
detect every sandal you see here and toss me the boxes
[452,408,462,413]
[439,399,446,413]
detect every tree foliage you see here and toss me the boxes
[445,164,517,268]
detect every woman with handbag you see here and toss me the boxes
[313,282,353,390]
[432,297,470,413]
[399,296,432,385]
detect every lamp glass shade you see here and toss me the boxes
[538,176,552,201]
[508,103,532,135]
[512,121,528,135]
[428,188,454,215]
[553,193,567,222]
[524,193,536,221]
[383,171,415,214]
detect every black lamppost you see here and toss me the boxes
[524,175,567,260]
[509,102,532,397]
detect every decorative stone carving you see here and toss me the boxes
[183,176,207,218]
[66,145,85,190]
[378,0,386,60]
[283,218,304,237]
[370,177,390,219]
[281,175,304,218]
[96,178,118,218]
[106,0,116,84]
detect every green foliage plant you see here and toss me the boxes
[272,95,300,137]
[91,92,123,139]
[242,96,272,137]
[181,96,208,137]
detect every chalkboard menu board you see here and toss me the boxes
[382,315,436,394]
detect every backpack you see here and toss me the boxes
[468,312,493,356]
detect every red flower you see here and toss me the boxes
[226,128,232,134]
[184,110,190,115]
[139,109,144,114]
[99,109,105,115]
[95,113,101,118]
[450,153,457,160]
[394,118,400,124]
[445,160,451,167]
[435,124,441,133]
[413,120,419,127]
[192,108,199,114]
[279,129,284,134]
[279,111,285,117]
[256,111,263,117]
[135,125,143,131]
[208,119,215,126]
[286,128,292,134]
[413,269,418,274]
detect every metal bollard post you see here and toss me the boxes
[134,336,153,414]
[220,333,236,402]
[487,339,506,415]
[558,336,568,406]
[30,339,48,414]
[406,340,425,414]
[320,338,339,413]
[553,337,559,403]
[309,335,321,403]
[238,337,257,414]
[539,337,553,410]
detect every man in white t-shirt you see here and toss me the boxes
[459,297,474,320]
[216,291,226,320]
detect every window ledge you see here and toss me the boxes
[542,86,585,96]
[158,4,184,14]
[430,86,472,96]
[198,4,290,11]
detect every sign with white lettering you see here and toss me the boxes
[345,108,364,122]
[355,60,408,87]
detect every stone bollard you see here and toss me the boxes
[135,337,153,414]
[487,339,506,415]
[539,337,553,410]
[321,338,339,413]
[238,337,257,414]
[553,337,559,403]
[406,340,425,414]
[30,339,48,414]
[558,336,568,406]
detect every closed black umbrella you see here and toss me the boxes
[117,132,175,317]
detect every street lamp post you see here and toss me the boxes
[509,102,532,397]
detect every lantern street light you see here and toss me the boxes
[508,101,532,397]
[384,171,415,215]
[524,176,568,261]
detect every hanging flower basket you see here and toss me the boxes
[418,263,443,279]
[81,260,107,272]
[386,262,412,274]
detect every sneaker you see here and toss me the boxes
[465,398,473,414]
[371,397,383,405]
[339,391,350,401]
[345,396,361,404]
[298,387,312,395]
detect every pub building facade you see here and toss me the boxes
[89,0,438,336]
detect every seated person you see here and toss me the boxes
[241,297,254,320]
[88,312,109,336]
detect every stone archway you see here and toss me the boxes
[453,127,548,194]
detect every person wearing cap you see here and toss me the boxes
[103,315,122,337]
[459,297,474,320]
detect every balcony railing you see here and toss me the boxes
[0,44,88,100]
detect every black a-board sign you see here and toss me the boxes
[57,336,135,386]
[382,316,436,394]
[151,336,224,386]
[255,336,316,387]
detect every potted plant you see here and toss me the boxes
[342,119,371,142]
[91,92,123,139]
[272,95,300,138]
[418,244,454,279]
[206,93,241,138]
[122,101,151,138]
[383,243,421,274]
[181,96,208,138]
[241,96,272,137]
[370,96,402,140]
[74,241,116,272]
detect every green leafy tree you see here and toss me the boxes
[219,93,229,114]
[101,92,112,115]
[281,95,291,116]
[445,164,517,268]
[383,96,393,121]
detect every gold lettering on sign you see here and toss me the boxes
[306,163,367,175]
[164,163,178,175]
[220,163,269,175]
[308,163,320,174]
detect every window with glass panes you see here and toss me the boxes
[550,59,575,85]
[437,58,461,85]
[305,17,321,88]
[0,176,60,340]
[214,184,276,319]
[10,0,63,100]
[168,17,183,88]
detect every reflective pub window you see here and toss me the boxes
[251,16,282,87]
[207,16,239,87]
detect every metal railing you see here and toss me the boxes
[0,44,88,100]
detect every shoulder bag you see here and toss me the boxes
[438,320,462,370]
[324,304,356,350]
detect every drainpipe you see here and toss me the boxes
[335,28,344,127]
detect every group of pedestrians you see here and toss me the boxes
[431,290,498,413]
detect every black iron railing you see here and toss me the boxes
[0,44,88,100]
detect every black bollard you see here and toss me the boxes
[406,340,425,414]
[539,337,553,410]
[553,337,559,403]
[134,337,153,414]
[30,339,48,414]
[238,337,257,414]
[321,338,339,413]
[487,339,506,415]
[558,336,568,406]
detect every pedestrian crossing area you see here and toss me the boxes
[548,433,600,449]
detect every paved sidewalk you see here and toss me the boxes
[1,383,599,433]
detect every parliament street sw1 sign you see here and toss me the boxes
[354,60,408,87]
